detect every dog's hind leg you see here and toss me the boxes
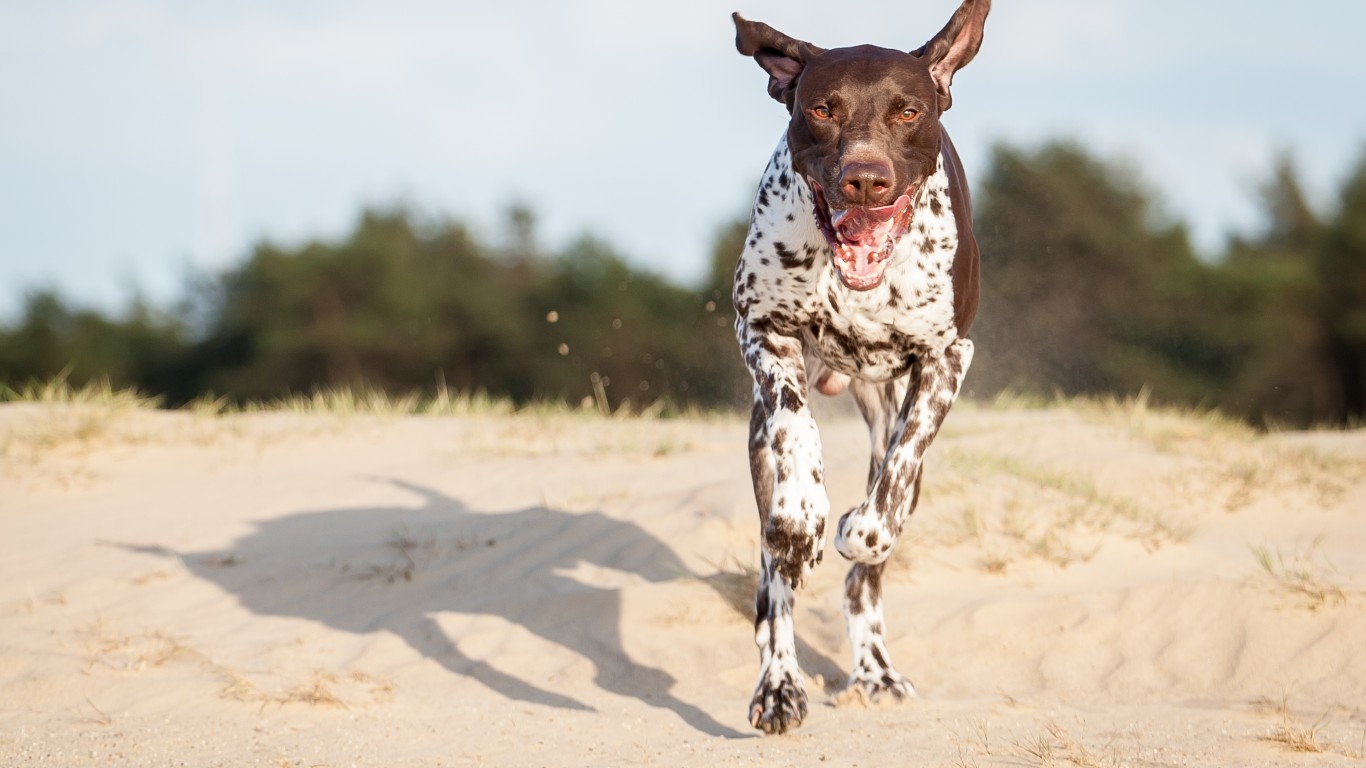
[843,558,917,700]
[835,338,973,564]
[848,376,909,492]
[839,376,918,699]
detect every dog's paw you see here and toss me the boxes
[749,676,808,734]
[843,669,917,704]
[764,516,825,588]
[833,505,894,564]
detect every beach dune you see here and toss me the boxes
[3,399,1364,766]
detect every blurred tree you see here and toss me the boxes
[1317,149,1366,423]
[502,202,539,264]
[0,289,184,394]
[970,141,1228,404]
[184,207,541,403]
[705,215,748,313]
[118,205,750,410]
[527,231,747,409]
[1215,157,1339,424]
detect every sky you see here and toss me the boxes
[2,1,1365,319]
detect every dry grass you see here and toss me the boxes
[77,615,204,673]
[913,390,1349,579]
[919,446,1189,573]
[1004,390,1363,512]
[950,717,993,766]
[2,375,160,412]
[1071,388,1254,451]
[977,452,1191,546]
[0,378,732,479]
[1259,693,1328,753]
[1252,541,1350,611]
[1009,722,1116,767]
[1219,446,1361,511]
[986,387,1255,454]
[1065,389,1364,511]
[72,613,391,711]
[346,670,397,703]
[217,667,395,710]
[356,525,440,583]
[249,385,514,419]
[951,748,981,768]
[245,378,721,422]
[279,671,349,709]
[343,525,496,583]
[218,669,264,702]
[80,697,113,727]
[0,378,159,465]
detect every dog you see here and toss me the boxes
[731,0,989,733]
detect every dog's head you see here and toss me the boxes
[735,1,989,291]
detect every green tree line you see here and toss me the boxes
[2,140,1363,427]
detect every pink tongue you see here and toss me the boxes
[828,194,912,276]
[829,196,907,241]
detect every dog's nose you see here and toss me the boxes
[839,162,894,206]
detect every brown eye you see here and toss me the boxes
[899,108,919,122]
[810,105,831,120]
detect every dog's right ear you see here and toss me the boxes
[733,13,824,111]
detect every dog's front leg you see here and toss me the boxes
[835,338,974,563]
[740,318,830,588]
[740,318,826,733]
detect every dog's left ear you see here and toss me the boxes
[734,13,825,111]
[913,0,990,112]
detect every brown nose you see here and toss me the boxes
[839,161,894,206]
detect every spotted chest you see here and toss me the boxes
[733,136,961,382]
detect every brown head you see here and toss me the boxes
[734,1,989,290]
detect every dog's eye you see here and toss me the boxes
[810,105,832,120]
[898,108,919,122]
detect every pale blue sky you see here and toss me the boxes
[2,1,1364,318]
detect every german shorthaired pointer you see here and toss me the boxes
[731,0,989,733]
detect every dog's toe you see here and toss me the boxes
[750,677,809,734]
[845,670,917,703]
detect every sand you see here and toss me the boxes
[2,397,1365,766]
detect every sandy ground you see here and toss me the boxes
[2,397,1365,767]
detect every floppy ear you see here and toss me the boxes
[733,13,825,111]
[912,0,990,112]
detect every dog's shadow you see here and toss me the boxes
[123,478,842,738]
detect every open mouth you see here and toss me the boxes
[810,181,917,291]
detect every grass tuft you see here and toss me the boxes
[1259,693,1328,753]
[931,448,1191,571]
[280,671,349,710]
[1008,722,1113,767]
[1,376,159,464]
[1252,541,1349,612]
